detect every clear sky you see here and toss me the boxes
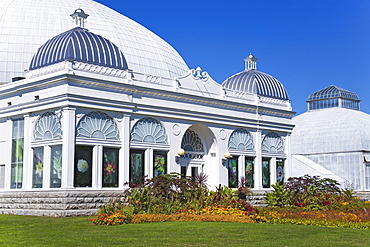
[96,0,370,115]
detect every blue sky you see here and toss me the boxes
[96,0,370,115]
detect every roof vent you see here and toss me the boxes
[12,77,25,82]
[70,8,89,28]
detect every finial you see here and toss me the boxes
[70,8,89,28]
[244,53,258,70]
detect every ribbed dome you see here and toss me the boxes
[29,27,128,70]
[291,107,370,154]
[308,85,359,101]
[222,69,289,100]
[0,0,189,82]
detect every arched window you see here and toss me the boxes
[228,128,254,151]
[131,117,168,144]
[76,111,120,140]
[75,111,120,188]
[181,129,204,159]
[34,112,62,140]
[261,132,284,153]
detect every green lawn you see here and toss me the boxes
[0,214,369,247]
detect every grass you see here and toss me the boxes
[0,214,370,247]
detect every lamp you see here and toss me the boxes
[224,151,231,159]
[177,148,185,156]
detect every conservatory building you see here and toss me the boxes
[291,85,370,190]
[0,0,294,216]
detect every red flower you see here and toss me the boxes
[104,162,116,176]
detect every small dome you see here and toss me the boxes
[29,27,128,70]
[308,85,359,101]
[307,85,360,111]
[222,69,289,100]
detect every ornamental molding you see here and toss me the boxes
[27,61,68,79]
[259,96,290,107]
[191,67,208,81]
[72,62,128,78]
[145,75,161,84]
[27,61,128,79]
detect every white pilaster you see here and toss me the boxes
[254,130,262,190]
[93,145,103,189]
[147,148,153,178]
[239,155,245,182]
[270,157,277,186]
[3,119,12,190]
[285,133,292,181]
[121,114,131,187]
[61,107,76,189]
[23,114,32,190]
[43,145,51,189]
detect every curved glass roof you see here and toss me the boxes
[29,27,128,70]
[308,85,359,101]
[0,0,189,82]
[222,69,289,100]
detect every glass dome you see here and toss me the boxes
[222,55,289,100]
[307,85,360,111]
[29,27,128,70]
[0,0,189,82]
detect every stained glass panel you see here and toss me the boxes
[32,147,44,188]
[276,158,285,185]
[262,159,270,188]
[50,145,62,188]
[11,118,24,189]
[103,148,119,187]
[245,157,254,188]
[130,150,144,185]
[228,157,238,188]
[74,146,93,187]
[153,151,167,177]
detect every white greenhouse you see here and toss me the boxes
[291,85,370,190]
[0,0,294,216]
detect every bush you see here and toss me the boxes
[123,173,210,214]
[264,175,360,211]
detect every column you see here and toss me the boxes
[254,130,262,190]
[43,145,51,188]
[121,114,131,188]
[3,119,12,190]
[93,145,103,189]
[146,148,153,179]
[61,107,76,189]
[285,133,292,181]
[23,114,32,189]
[270,157,277,186]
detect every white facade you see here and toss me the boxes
[0,1,294,215]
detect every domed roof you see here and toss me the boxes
[308,85,359,101]
[0,0,189,82]
[291,107,370,154]
[29,27,128,70]
[222,55,289,100]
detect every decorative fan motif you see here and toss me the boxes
[228,128,254,150]
[261,132,284,153]
[34,112,62,140]
[76,111,120,140]
[181,129,204,152]
[131,117,168,144]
